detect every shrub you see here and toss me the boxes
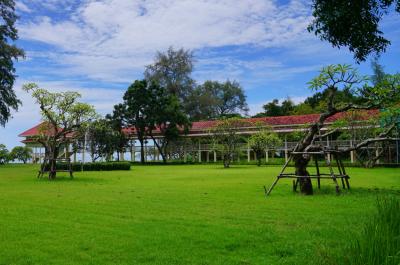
[44,162,131,171]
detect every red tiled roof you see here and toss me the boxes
[18,122,74,138]
[20,110,379,138]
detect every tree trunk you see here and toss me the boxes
[294,155,313,195]
[139,138,145,164]
[223,154,230,168]
[48,145,59,180]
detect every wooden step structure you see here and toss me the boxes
[264,150,350,196]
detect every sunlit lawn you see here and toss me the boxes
[0,164,399,265]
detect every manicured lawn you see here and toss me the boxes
[0,164,399,265]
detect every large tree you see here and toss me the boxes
[122,80,152,164]
[145,82,191,163]
[291,64,399,195]
[308,0,400,62]
[0,0,24,126]
[187,80,248,120]
[106,104,129,161]
[23,83,96,179]
[83,119,118,162]
[144,47,195,101]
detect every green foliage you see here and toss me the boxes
[0,0,25,126]
[0,144,10,164]
[22,83,97,179]
[248,126,282,166]
[105,104,129,161]
[144,47,195,100]
[308,0,400,62]
[9,146,32,163]
[120,80,190,163]
[210,118,248,168]
[186,80,248,120]
[81,119,121,162]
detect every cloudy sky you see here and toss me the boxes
[1,0,399,148]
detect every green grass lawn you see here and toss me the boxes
[0,164,399,265]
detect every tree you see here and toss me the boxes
[23,83,96,179]
[10,146,32,163]
[187,80,248,120]
[144,47,195,100]
[262,99,282,116]
[210,118,248,168]
[308,0,400,62]
[281,98,295,115]
[0,0,25,126]
[291,64,399,195]
[0,144,10,164]
[248,126,282,166]
[82,119,117,162]
[371,58,386,86]
[106,104,129,161]
[145,82,191,163]
[122,80,152,164]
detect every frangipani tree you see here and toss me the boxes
[210,118,248,168]
[248,125,282,166]
[23,83,97,179]
[292,64,399,195]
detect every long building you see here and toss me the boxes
[18,110,400,165]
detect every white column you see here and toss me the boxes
[247,143,250,162]
[214,151,217,163]
[131,141,135,162]
[266,150,269,162]
[198,140,201,163]
[350,140,354,163]
[376,148,380,164]
[284,137,288,163]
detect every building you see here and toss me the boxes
[18,110,400,165]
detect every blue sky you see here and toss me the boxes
[1,0,399,148]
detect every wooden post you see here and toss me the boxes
[207,151,210,162]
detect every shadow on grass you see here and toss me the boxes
[36,175,109,184]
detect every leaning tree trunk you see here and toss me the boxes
[294,154,313,195]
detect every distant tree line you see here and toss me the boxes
[0,144,32,164]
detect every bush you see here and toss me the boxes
[45,162,131,171]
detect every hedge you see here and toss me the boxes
[45,162,131,171]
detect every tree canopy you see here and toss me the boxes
[308,0,400,62]
[10,146,32,163]
[23,83,97,179]
[0,0,24,126]
[144,47,195,100]
[187,80,248,121]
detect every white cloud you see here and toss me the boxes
[16,1,32,13]
[19,0,312,82]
